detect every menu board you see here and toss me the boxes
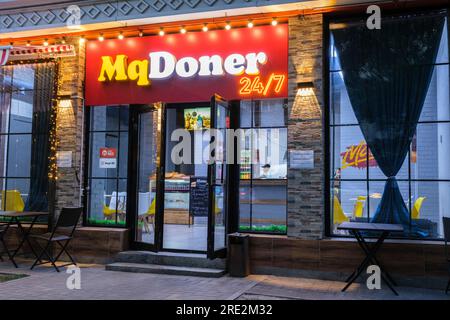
[189,176,209,217]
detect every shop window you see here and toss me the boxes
[0,62,55,222]
[86,105,129,227]
[329,13,450,239]
[238,99,287,234]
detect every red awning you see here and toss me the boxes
[0,46,12,66]
[7,44,75,62]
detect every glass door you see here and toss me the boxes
[129,103,165,251]
[207,94,230,259]
[161,103,211,252]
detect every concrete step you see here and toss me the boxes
[114,251,226,269]
[106,262,226,278]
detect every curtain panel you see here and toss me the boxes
[332,13,445,236]
[24,62,56,212]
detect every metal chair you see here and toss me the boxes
[29,207,82,272]
[444,217,450,294]
[0,222,17,267]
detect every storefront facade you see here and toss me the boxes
[1,0,449,286]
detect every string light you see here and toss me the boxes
[48,64,63,182]
[16,17,282,49]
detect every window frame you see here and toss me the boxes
[83,105,130,228]
[324,9,450,240]
[0,61,56,222]
[238,98,288,235]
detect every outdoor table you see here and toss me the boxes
[337,221,404,295]
[0,211,49,268]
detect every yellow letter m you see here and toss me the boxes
[98,55,128,82]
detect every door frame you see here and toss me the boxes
[207,94,230,259]
[128,103,166,251]
[126,100,239,257]
[160,102,210,254]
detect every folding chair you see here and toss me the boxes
[444,217,450,295]
[0,221,17,267]
[29,207,82,272]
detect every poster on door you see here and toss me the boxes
[99,147,117,169]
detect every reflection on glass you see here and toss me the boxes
[238,99,287,234]
[331,181,367,228]
[410,181,450,238]
[163,105,208,251]
[329,17,450,239]
[11,64,36,91]
[238,185,251,229]
[332,125,367,180]
[136,110,158,245]
[87,106,129,226]
[88,178,127,225]
[412,123,450,180]
[0,62,54,217]
[10,91,33,133]
[89,132,119,178]
[214,185,225,250]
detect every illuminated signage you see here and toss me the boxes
[341,141,376,170]
[85,25,288,105]
[341,140,416,170]
[97,51,269,85]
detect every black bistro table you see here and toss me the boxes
[0,211,48,267]
[337,221,404,295]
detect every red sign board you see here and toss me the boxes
[85,25,288,105]
[99,147,117,158]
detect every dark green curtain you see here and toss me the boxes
[24,62,56,212]
[332,14,445,237]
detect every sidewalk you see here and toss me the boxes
[0,260,448,300]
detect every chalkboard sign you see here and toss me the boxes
[189,176,209,217]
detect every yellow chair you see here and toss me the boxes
[412,197,426,220]
[103,192,126,221]
[333,195,349,224]
[352,196,367,218]
[103,204,118,216]
[147,197,156,215]
[1,190,25,211]
[138,198,156,233]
